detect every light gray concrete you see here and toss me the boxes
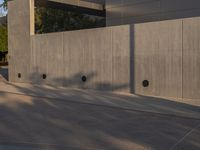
[63,30,85,88]
[133,17,200,105]
[0,81,199,150]
[83,28,112,91]
[7,0,200,105]
[112,26,131,93]
[31,26,130,92]
[183,17,200,100]
[31,33,64,86]
[0,79,200,118]
[134,19,183,98]
[8,0,34,82]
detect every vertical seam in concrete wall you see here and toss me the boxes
[121,1,124,25]
[160,0,162,21]
[181,19,184,100]
[30,36,32,80]
[130,24,135,93]
[29,0,34,82]
[83,31,86,89]
[111,28,113,91]
[62,32,64,86]
[47,35,49,79]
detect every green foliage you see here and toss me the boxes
[0,25,7,52]
[0,0,7,10]
[0,0,104,33]
[35,7,105,34]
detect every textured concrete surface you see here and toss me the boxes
[0,80,199,150]
[0,67,200,149]
[183,17,200,99]
[31,26,131,92]
[134,19,182,98]
[133,18,200,105]
[8,0,200,108]
[0,67,200,118]
[8,0,34,82]
[31,33,64,86]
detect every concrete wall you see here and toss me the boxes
[134,17,200,105]
[30,26,131,92]
[134,20,183,98]
[8,0,200,105]
[106,0,200,26]
[26,17,200,105]
[8,0,34,82]
[183,17,200,100]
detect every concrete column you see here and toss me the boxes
[8,0,35,82]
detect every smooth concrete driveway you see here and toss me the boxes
[0,82,199,150]
[0,67,200,150]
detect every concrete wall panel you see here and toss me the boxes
[8,0,200,104]
[8,0,34,82]
[63,30,85,88]
[183,17,200,99]
[134,20,183,98]
[84,28,113,90]
[63,28,113,90]
[30,26,130,92]
[31,35,47,84]
[31,33,63,86]
[112,25,131,92]
[134,22,159,96]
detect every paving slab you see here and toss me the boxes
[0,90,199,150]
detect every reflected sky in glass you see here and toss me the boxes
[0,0,6,16]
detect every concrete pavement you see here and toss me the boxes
[0,68,199,150]
[0,83,199,149]
[0,80,200,119]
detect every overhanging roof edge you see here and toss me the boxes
[37,0,105,17]
[48,0,105,11]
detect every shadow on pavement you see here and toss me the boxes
[0,81,199,150]
[0,67,199,150]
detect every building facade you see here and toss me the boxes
[8,0,200,106]
[106,0,200,25]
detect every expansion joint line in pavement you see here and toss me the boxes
[169,122,200,150]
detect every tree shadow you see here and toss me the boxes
[0,85,200,150]
[25,69,130,92]
[2,19,200,150]
[0,71,199,150]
